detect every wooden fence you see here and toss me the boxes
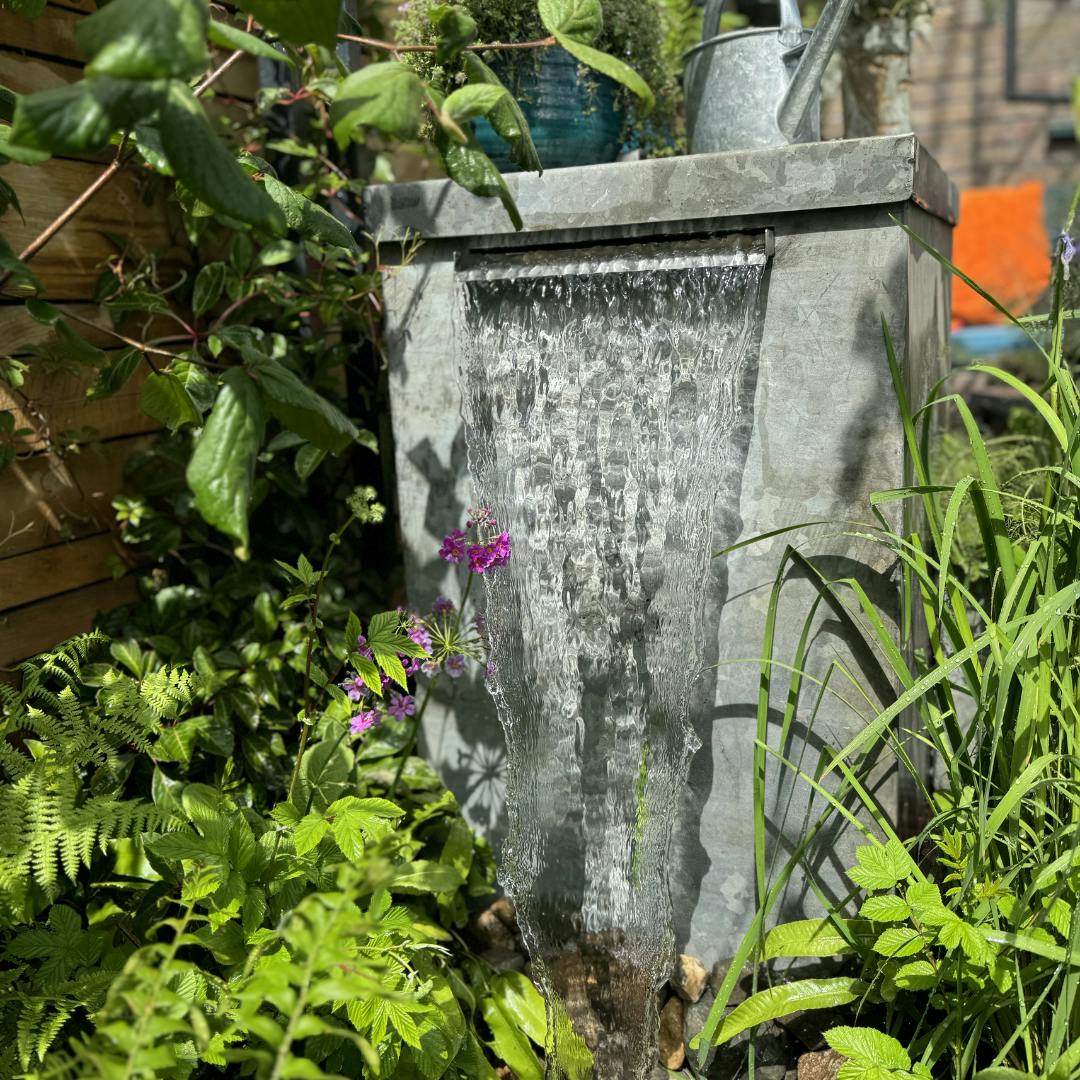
[0,1,255,667]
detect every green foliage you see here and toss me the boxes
[693,190,1080,1079]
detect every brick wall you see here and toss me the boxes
[825,0,1079,189]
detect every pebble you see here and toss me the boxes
[672,954,709,1003]
[489,895,517,929]
[658,996,686,1071]
[798,1049,845,1080]
[472,907,516,952]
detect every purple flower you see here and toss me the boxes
[484,659,495,682]
[380,672,393,692]
[432,595,455,616]
[408,624,432,654]
[468,531,513,574]
[402,656,422,676]
[445,654,467,679]
[473,610,487,634]
[355,634,374,661]
[350,709,380,736]
[1062,231,1077,269]
[341,676,364,702]
[387,693,416,721]
[421,658,440,677]
[439,528,466,564]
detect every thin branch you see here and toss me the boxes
[63,309,185,362]
[0,44,250,291]
[337,32,557,53]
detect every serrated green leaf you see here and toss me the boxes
[141,371,202,430]
[186,367,266,554]
[481,983,543,1080]
[160,82,285,235]
[872,927,925,959]
[893,960,937,991]
[938,916,993,963]
[825,1027,910,1070]
[391,860,464,895]
[859,895,911,923]
[848,839,914,892]
[77,0,209,80]
[292,813,329,855]
[235,0,342,47]
[330,62,424,145]
[251,356,357,453]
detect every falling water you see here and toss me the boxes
[458,238,767,1079]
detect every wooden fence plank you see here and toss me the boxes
[0,575,138,667]
[1,362,159,450]
[0,531,122,611]
[0,6,81,63]
[0,158,183,299]
[0,301,177,354]
[0,434,152,559]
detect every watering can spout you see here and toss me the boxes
[776,0,857,142]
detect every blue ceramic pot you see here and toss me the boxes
[472,46,623,171]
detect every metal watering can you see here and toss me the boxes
[684,0,856,154]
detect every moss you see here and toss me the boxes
[394,0,681,154]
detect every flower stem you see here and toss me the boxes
[390,570,476,796]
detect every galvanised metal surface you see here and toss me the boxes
[366,137,954,966]
[364,134,956,242]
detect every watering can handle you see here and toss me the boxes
[777,0,805,47]
[701,0,727,42]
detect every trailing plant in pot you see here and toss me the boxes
[396,0,676,169]
[839,0,932,137]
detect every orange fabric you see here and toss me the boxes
[952,181,1049,326]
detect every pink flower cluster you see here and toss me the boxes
[438,509,512,575]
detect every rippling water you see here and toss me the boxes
[458,240,766,1078]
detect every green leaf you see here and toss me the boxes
[462,53,541,174]
[711,979,868,1046]
[481,985,544,1080]
[847,839,914,892]
[10,77,165,154]
[294,442,325,480]
[87,348,141,400]
[261,174,359,253]
[537,0,602,43]
[186,366,266,555]
[824,1027,910,1071]
[859,895,911,923]
[487,972,546,1046]
[251,357,357,453]
[906,881,950,926]
[296,737,353,812]
[0,125,50,165]
[893,960,937,991]
[293,813,329,855]
[159,82,285,235]
[330,63,424,145]
[208,20,285,61]
[76,0,209,80]
[442,84,510,124]
[938,916,993,963]
[430,3,478,64]
[326,796,404,860]
[141,371,202,430]
[551,35,654,112]
[390,860,464,895]
[762,918,868,959]
[235,0,342,48]
[0,237,41,294]
[440,139,522,231]
[193,262,228,316]
[872,927,925,959]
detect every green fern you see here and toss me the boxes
[0,635,189,923]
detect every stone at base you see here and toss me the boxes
[798,1049,845,1080]
[480,946,525,974]
[672,954,709,1003]
[658,997,686,1070]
